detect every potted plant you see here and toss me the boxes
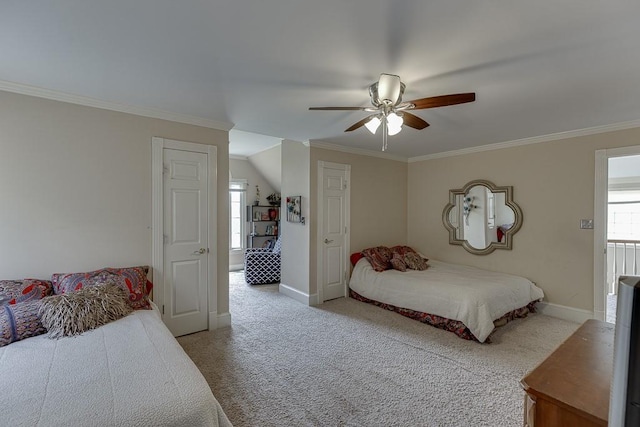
[266,193,281,206]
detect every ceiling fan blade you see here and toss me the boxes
[345,115,375,132]
[407,93,476,110]
[402,112,430,130]
[309,106,368,111]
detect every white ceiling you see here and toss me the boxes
[2,1,640,158]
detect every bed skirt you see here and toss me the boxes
[349,288,539,343]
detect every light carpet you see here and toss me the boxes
[178,272,580,427]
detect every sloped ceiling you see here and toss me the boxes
[248,145,282,192]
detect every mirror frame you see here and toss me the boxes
[442,179,523,255]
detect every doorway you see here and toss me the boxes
[594,146,640,323]
[152,137,218,336]
[317,161,350,303]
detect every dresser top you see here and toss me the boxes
[521,319,614,424]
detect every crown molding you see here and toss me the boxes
[309,140,408,162]
[229,154,249,160]
[0,79,234,131]
[408,119,640,163]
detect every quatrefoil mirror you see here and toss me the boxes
[442,179,523,255]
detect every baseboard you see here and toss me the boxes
[209,311,232,329]
[279,283,318,306]
[229,264,244,272]
[536,302,594,324]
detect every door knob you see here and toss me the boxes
[324,239,333,244]
[192,248,207,255]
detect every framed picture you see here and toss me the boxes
[260,211,269,220]
[286,196,302,223]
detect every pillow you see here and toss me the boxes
[390,253,407,272]
[350,252,364,266]
[390,245,417,258]
[0,301,47,347]
[39,284,133,338]
[272,238,282,254]
[361,246,392,272]
[51,266,152,310]
[0,279,53,306]
[404,252,429,271]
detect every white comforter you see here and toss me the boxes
[349,258,544,342]
[0,305,232,427]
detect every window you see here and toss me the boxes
[229,180,247,251]
[608,190,640,240]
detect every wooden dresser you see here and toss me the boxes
[520,319,614,427]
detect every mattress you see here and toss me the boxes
[0,304,232,427]
[349,258,544,342]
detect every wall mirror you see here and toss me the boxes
[442,179,523,255]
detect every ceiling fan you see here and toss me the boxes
[309,73,475,151]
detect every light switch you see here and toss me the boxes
[580,219,594,229]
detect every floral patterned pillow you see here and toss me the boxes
[390,253,407,272]
[51,266,152,310]
[0,279,53,306]
[404,252,429,271]
[390,245,417,258]
[361,246,392,272]
[0,301,46,347]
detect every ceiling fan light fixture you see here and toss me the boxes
[365,116,381,134]
[386,112,403,135]
[377,73,403,104]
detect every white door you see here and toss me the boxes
[318,161,350,302]
[163,148,209,336]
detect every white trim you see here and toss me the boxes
[536,302,594,324]
[279,283,319,306]
[151,139,165,316]
[229,263,244,271]
[594,149,608,322]
[317,161,351,304]
[593,144,640,323]
[151,137,220,332]
[229,154,248,160]
[0,79,233,131]
[209,312,232,329]
[309,141,408,162]
[409,119,640,162]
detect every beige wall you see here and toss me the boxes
[0,90,230,316]
[408,127,640,312]
[309,148,408,295]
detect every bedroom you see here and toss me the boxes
[2,1,640,426]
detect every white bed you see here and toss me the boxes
[349,258,544,342]
[0,303,232,427]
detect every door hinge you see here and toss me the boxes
[162,164,169,175]
[162,305,165,315]
[163,234,168,245]
[344,181,348,190]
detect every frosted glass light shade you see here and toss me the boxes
[386,112,403,135]
[365,116,381,134]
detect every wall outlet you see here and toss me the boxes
[580,219,594,229]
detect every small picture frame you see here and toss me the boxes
[260,211,269,220]
[286,196,302,223]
